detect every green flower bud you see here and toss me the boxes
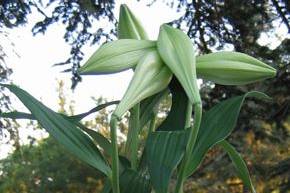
[114,51,172,118]
[196,51,277,85]
[78,39,155,75]
[157,24,200,104]
[118,4,149,40]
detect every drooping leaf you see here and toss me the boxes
[1,100,118,122]
[0,84,111,176]
[157,24,200,104]
[119,169,151,193]
[70,100,119,121]
[219,140,256,193]
[185,91,270,176]
[145,130,188,193]
[157,77,189,131]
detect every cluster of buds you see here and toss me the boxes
[78,4,276,118]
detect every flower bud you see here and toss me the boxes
[114,51,172,118]
[118,4,149,40]
[78,39,155,75]
[196,51,276,85]
[157,24,200,104]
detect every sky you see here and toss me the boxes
[0,0,184,158]
[0,0,289,159]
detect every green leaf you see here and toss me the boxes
[0,111,34,119]
[77,123,112,156]
[118,4,149,40]
[157,77,189,131]
[1,101,119,122]
[70,100,119,121]
[119,169,151,193]
[157,24,200,104]
[101,178,112,193]
[139,89,169,129]
[185,91,270,176]
[1,84,111,176]
[145,130,188,193]
[219,140,256,193]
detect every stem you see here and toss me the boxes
[110,115,120,193]
[148,115,156,133]
[185,102,193,129]
[175,102,202,193]
[125,104,140,170]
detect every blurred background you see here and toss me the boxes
[0,0,289,192]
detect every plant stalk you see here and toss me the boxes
[125,104,140,169]
[175,102,202,193]
[148,115,156,133]
[110,115,120,193]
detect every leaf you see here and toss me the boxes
[139,89,169,129]
[157,24,200,104]
[118,4,149,40]
[70,100,119,121]
[119,169,151,193]
[145,130,188,193]
[1,101,119,122]
[157,77,189,131]
[219,140,256,193]
[77,123,112,156]
[185,91,270,176]
[1,84,111,176]
[0,111,34,119]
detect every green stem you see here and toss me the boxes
[175,102,202,193]
[110,115,120,193]
[125,104,140,170]
[184,102,193,129]
[148,115,156,133]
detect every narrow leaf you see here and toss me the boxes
[219,140,256,193]
[185,91,270,176]
[1,84,111,176]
